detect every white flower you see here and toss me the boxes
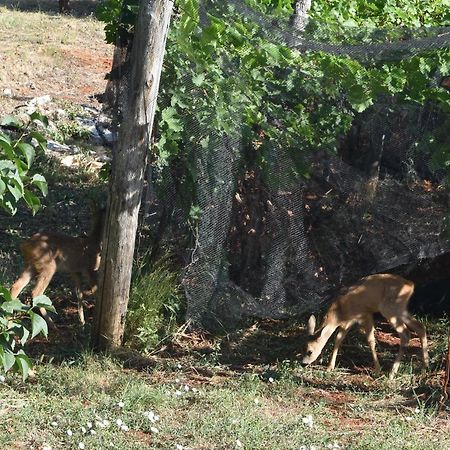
[175,378,180,383]
[254,399,259,405]
[414,407,420,414]
[103,419,110,427]
[87,422,93,429]
[236,439,243,448]
[268,377,274,383]
[143,411,159,423]
[67,429,73,437]
[78,443,85,450]
[192,387,198,393]
[116,419,123,427]
[176,445,184,450]
[117,401,125,408]
[174,390,182,397]
[184,385,190,392]
[177,363,182,369]
[150,426,159,434]
[90,430,97,435]
[121,424,129,432]
[50,421,58,427]
[0,375,5,383]
[81,426,87,434]
[43,445,52,450]
[405,416,413,422]
[327,443,340,449]
[302,415,313,428]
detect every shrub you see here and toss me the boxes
[0,113,51,379]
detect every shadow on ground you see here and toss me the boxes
[0,0,100,17]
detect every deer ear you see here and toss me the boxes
[307,314,316,335]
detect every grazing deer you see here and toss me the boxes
[301,274,429,378]
[10,202,105,327]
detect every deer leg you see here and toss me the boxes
[71,272,85,325]
[10,265,33,298]
[360,316,381,375]
[31,262,57,329]
[387,318,410,379]
[403,313,429,370]
[327,322,354,371]
[84,270,98,297]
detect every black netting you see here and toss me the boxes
[138,1,450,330]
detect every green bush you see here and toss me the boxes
[0,113,52,380]
[125,256,184,352]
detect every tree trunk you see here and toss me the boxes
[92,0,174,350]
[290,0,312,31]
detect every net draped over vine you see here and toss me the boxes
[137,1,450,329]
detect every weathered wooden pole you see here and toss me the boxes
[92,0,174,350]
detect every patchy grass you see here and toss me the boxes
[0,6,111,115]
[0,343,449,450]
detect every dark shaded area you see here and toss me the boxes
[0,0,100,17]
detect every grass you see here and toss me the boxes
[0,6,111,115]
[0,345,449,450]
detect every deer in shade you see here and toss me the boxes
[301,274,429,378]
[10,202,105,327]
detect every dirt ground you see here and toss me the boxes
[0,1,111,115]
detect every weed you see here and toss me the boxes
[125,255,184,352]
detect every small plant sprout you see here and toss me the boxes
[302,415,314,428]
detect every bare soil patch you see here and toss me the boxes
[0,6,111,114]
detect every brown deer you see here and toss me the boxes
[10,202,105,327]
[301,274,429,378]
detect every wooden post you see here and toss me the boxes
[92,0,174,350]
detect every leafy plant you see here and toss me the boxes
[96,0,450,189]
[125,256,183,352]
[0,113,52,380]
[0,287,55,380]
[0,112,49,215]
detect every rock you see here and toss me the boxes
[47,140,79,154]
[29,95,52,107]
